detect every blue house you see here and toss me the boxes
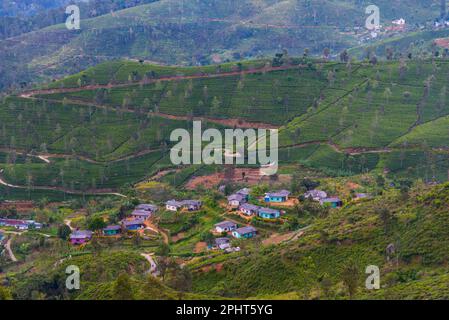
[103,225,121,236]
[320,197,343,208]
[122,219,145,231]
[264,190,290,203]
[232,226,257,239]
[258,207,281,219]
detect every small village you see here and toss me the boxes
[3,0,449,303]
[353,14,449,49]
[0,184,353,256]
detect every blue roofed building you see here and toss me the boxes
[122,219,145,231]
[232,226,257,239]
[102,225,121,236]
[264,190,290,203]
[258,207,281,219]
[320,197,343,208]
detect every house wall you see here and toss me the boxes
[127,224,143,230]
[259,212,280,219]
[70,238,87,245]
[216,225,236,233]
[265,196,286,203]
[104,230,119,236]
[241,209,255,216]
[232,231,255,238]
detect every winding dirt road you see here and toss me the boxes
[5,238,17,262]
[19,64,306,99]
[0,169,126,198]
[140,253,159,277]
[18,64,306,130]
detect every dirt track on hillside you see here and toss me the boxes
[0,170,126,198]
[19,64,305,98]
[18,64,304,130]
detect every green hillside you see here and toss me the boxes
[0,0,443,91]
[2,57,449,198]
[191,182,449,299]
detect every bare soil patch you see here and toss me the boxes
[172,232,186,243]
[435,38,449,49]
[266,198,299,208]
[0,201,35,213]
[194,241,208,253]
[186,168,291,190]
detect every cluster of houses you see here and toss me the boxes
[228,188,289,220]
[0,218,43,230]
[304,190,343,208]
[264,190,290,203]
[355,17,408,43]
[229,187,345,211]
[213,220,257,251]
[165,200,202,212]
[228,188,291,206]
[214,220,257,239]
[239,204,281,219]
[69,203,158,245]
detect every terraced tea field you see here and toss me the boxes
[3,58,449,199]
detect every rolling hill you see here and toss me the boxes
[190,181,449,299]
[2,56,449,200]
[0,0,444,91]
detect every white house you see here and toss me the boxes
[215,237,231,250]
[227,193,246,207]
[392,18,406,25]
[165,200,183,211]
[214,221,237,233]
[165,200,202,212]
[304,189,328,202]
[239,203,260,216]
